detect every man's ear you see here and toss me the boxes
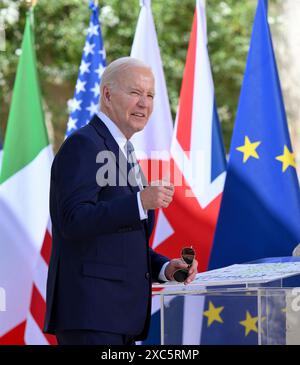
[102,85,111,105]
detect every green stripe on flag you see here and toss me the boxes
[0,10,49,184]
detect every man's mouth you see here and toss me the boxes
[131,112,146,118]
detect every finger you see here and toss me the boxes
[185,265,198,284]
[185,273,197,285]
[188,267,197,278]
[190,259,198,273]
[169,259,188,270]
[150,180,161,187]
[173,262,189,270]
[163,188,174,197]
[161,201,168,208]
[162,175,170,186]
[189,266,198,274]
[164,183,174,191]
[160,196,173,208]
[188,267,196,275]
[162,195,172,203]
[186,275,196,284]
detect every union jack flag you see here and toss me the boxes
[144,0,227,344]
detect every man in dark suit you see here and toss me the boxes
[44,57,198,345]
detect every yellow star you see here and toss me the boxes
[275,145,296,172]
[203,301,224,327]
[236,136,261,163]
[239,311,258,336]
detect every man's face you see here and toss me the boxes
[105,66,155,139]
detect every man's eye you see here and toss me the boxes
[131,91,140,96]
[148,94,154,99]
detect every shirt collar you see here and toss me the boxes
[97,110,127,156]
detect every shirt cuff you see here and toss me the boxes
[137,192,148,220]
[158,261,170,282]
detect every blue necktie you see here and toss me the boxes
[125,141,142,188]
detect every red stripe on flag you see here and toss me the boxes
[139,159,171,183]
[30,284,57,345]
[41,230,52,265]
[0,321,26,345]
[176,10,197,157]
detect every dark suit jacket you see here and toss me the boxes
[44,115,169,340]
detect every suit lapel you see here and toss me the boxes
[90,115,140,193]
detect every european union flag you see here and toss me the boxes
[161,289,287,345]
[200,294,260,345]
[200,290,287,345]
[209,0,300,270]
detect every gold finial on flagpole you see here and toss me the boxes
[25,0,38,7]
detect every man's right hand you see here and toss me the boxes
[140,180,175,210]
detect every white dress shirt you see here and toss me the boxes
[97,110,147,220]
[96,110,169,282]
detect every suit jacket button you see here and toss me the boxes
[145,272,150,280]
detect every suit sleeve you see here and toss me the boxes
[149,247,169,282]
[52,134,140,240]
[146,209,170,281]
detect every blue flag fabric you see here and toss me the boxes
[200,290,287,345]
[66,1,106,136]
[209,0,300,270]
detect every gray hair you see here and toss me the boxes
[100,57,153,97]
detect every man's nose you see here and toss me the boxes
[137,94,149,107]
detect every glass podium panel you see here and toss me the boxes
[154,287,300,345]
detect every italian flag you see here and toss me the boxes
[0,11,53,343]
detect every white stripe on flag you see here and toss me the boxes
[182,295,205,345]
[152,209,174,250]
[32,255,48,301]
[24,312,49,345]
[0,146,52,251]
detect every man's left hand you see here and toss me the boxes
[165,258,198,285]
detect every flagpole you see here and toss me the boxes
[25,0,37,26]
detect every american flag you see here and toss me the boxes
[66,0,106,136]
[24,1,106,344]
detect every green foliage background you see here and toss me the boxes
[0,0,279,152]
